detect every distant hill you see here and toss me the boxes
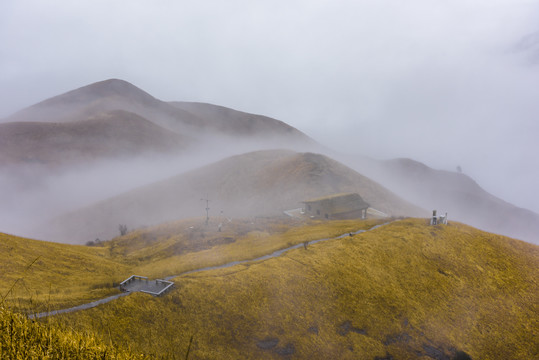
[3,78,538,245]
[40,150,425,244]
[0,110,191,166]
[0,79,320,241]
[343,155,539,244]
[170,101,316,141]
[3,79,316,149]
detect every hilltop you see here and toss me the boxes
[40,149,424,244]
[46,218,538,359]
[3,79,316,149]
[0,79,321,240]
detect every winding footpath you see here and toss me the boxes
[29,221,392,319]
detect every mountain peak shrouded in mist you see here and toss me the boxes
[3,79,162,124]
[35,79,158,108]
[3,78,317,149]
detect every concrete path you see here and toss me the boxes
[164,221,391,280]
[30,221,393,319]
[29,292,130,319]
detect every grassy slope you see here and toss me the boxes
[0,232,130,312]
[51,219,538,359]
[1,217,384,312]
[0,306,145,359]
[109,217,386,278]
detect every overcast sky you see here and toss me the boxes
[1,0,538,213]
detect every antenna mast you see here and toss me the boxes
[201,195,210,225]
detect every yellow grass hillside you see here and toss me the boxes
[1,217,385,313]
[0,232,130,312]
[51,219,539,359]
[0,306,146,359]
[107,217,386,278]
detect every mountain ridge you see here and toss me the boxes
[348,156,539,243]
[1,78,538,244]
[4,79,316,147]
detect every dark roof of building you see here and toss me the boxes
[302,193,369,214]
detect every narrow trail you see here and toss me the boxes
[29,293,130,319]
[29,221,393,319]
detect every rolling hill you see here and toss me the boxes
[0,79,320,240]
[2,78,538,246]
[3,213,537,358]
[3,79,316,149]
[341,155,539,244]
[46,218,539,359]
[0,232,129,312]
[40,150,425,244]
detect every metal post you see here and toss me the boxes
[201,196,210,225]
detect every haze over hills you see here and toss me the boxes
[3,79,316,148]
[340,155,539,244]
[0,78,538,245]
[40,150,424,244]
[0,79,320,239]
[170,101,311,139]
[1,79,538,358]
[0,110,191,167]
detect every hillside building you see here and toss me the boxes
[302,193,369,220]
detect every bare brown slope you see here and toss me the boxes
[0,110,191,166]
[4,79,316,148]
[170,101,317,144]
[3,79,209,135]
[41,150,424,244]
[343,155,539,244]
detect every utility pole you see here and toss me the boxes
[201,195,210,225]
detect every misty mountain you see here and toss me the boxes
[0,110,191,167]
[344,156,539,244]
[40,150,424,244]
[0,79,319,241]
[3,79,316,148]
[2,78,538,245]
[170,101,313,139]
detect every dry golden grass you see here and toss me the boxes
[0,306,146,359]
[109,216,386,278]
[50,219,539,359]
[2,217,384,313]
[0,232,131,312]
